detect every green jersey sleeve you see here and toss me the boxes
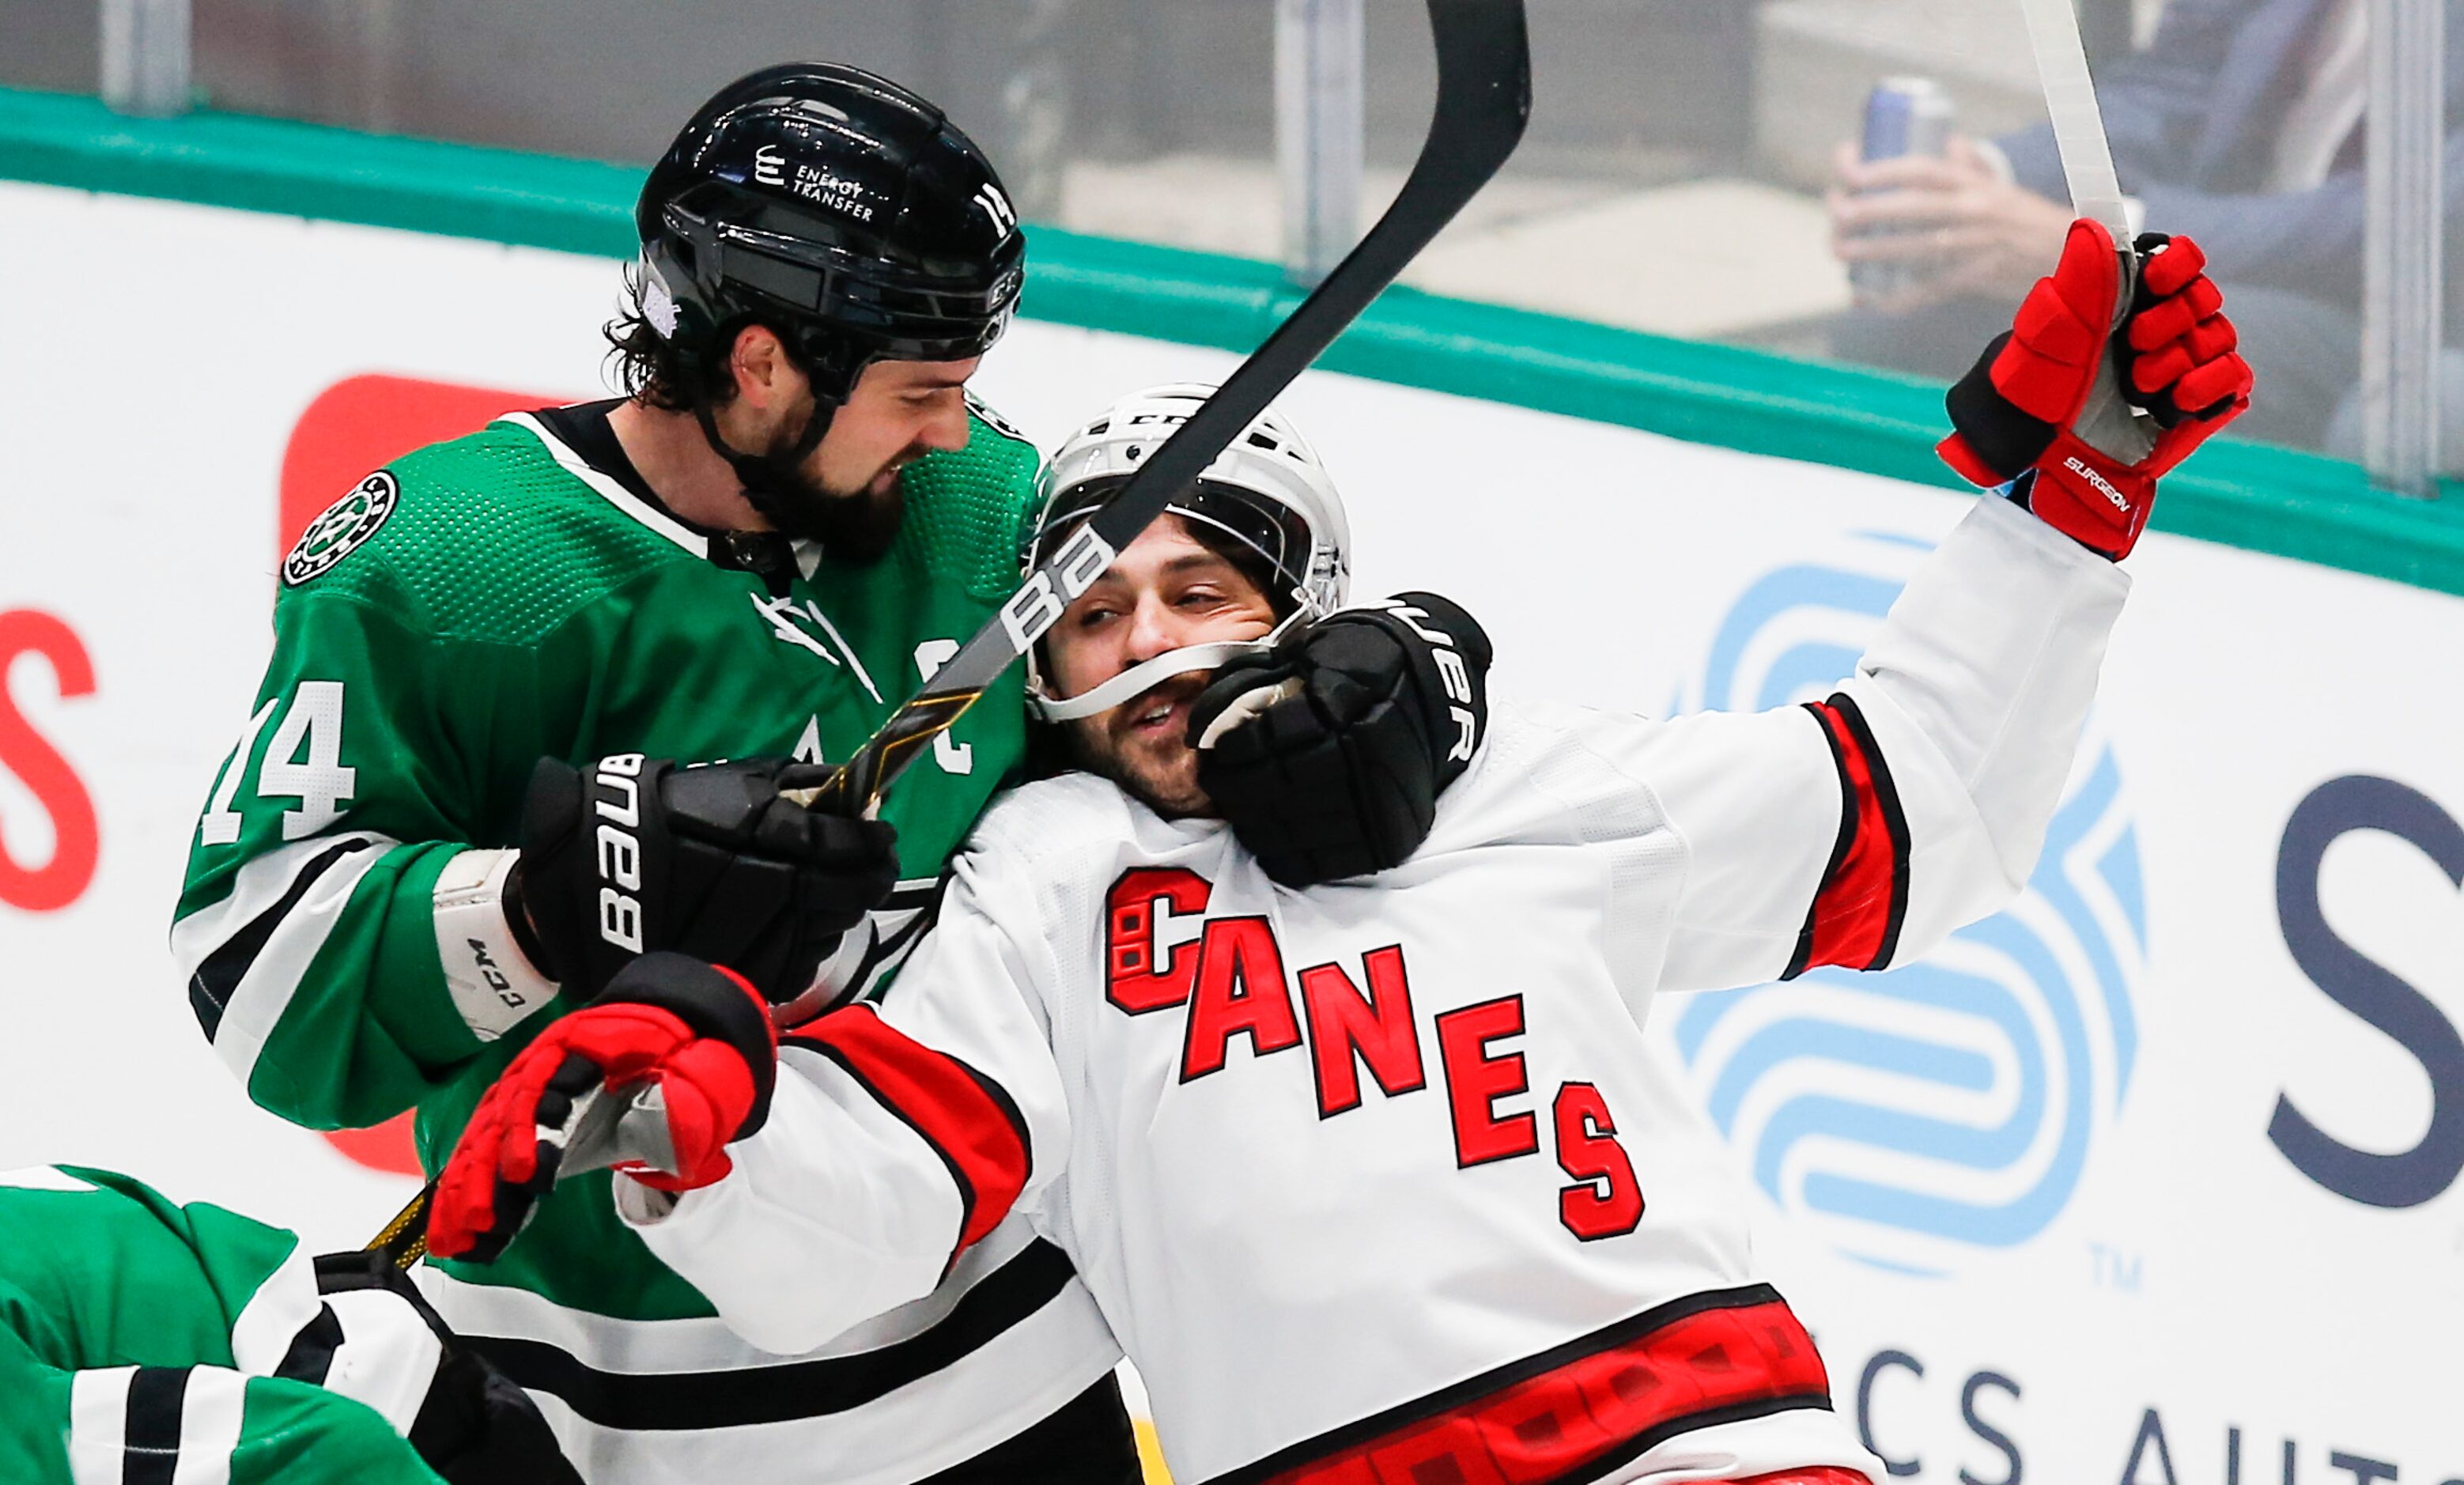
[171,406,1052,1347]
[170,580,576,1128]
[0,1166,444,1485]
[170,450,603,1131]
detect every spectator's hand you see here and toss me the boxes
[1827,136,2074,312]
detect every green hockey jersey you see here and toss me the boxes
[0,1164,472,1485]
[168,405,1124,1482]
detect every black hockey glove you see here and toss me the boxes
[1189,591,1491,886]
[510,754,898,1003]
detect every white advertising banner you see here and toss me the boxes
[3,181,2461,1482]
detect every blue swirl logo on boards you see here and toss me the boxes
[1666,531,2143,1276]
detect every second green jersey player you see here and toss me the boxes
[0,1164,579,1485]
[171,60,1490,1485]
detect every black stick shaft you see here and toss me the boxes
[367,0,1530,1261]
[797,0,1529,819]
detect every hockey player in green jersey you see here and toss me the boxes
[171,61,1491,1485]
[0,1164,579,1485]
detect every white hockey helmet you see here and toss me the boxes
[1024,382,1352,722]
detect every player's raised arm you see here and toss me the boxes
[1599,219,2248,995]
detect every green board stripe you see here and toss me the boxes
[9,85,2462,595]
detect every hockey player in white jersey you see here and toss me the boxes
[424,219,2253,1484]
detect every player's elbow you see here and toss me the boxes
[1883,817,2042,969]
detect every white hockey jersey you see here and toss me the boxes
[628,496,2130,1484]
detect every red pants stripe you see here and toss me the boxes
[1227,1290,1836,1485]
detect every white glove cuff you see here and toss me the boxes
[432,848,558,1042]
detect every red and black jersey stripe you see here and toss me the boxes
[1786,693,1911,979]
[785,1006,1032,1268]
[1207,1285,1835,1485]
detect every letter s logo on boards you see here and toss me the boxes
[0,609,100,913]
[1663,533,2142,1275]
[2270,775,2464,1208]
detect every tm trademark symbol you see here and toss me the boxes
[2088,1241,2143,1292]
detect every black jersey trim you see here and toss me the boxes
[918,1372,1142,1484]
[793,1033,984,1272]
[188,837,380,1041]
[1783,694,1914,979]
[847,876,952,1000]
[123,1366,190,1485]
[1201,1284,1811,1485]
[274,1302,345,1386]
[528,401,672,518]
[463,1238,1077,1430]
[1786,702,1863,982]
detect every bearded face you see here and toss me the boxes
[1043,516,1281,819]
[749,355,979,562]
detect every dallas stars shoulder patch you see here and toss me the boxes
[283,472,400,587]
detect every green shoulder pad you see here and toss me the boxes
[276,421,687,645]
[892,399,1043,603]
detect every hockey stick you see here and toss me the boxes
[2013,0,2151,448]
[2014,0,2130,247]
[789,0,1530,819]
[365,0,1531,1268]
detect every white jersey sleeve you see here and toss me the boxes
[1498,493,2128,994]
[620,852,1066,1358]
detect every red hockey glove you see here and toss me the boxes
[429,953,777,1264]
[1937,219,2254,559]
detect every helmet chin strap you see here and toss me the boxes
[1027,591,1326,724]
[690,384,837,536]
[1028,640,1271,723]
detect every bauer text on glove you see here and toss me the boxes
[507,754,898,1003]
[1189,591,1492,886]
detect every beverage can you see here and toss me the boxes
[1851,77,1956,299]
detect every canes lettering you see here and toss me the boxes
[1107,886,1643,1236]
[594,754,647,953]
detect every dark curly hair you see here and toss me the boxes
[603,263,737,412]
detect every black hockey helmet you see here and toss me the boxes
[637,62,1026,410]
